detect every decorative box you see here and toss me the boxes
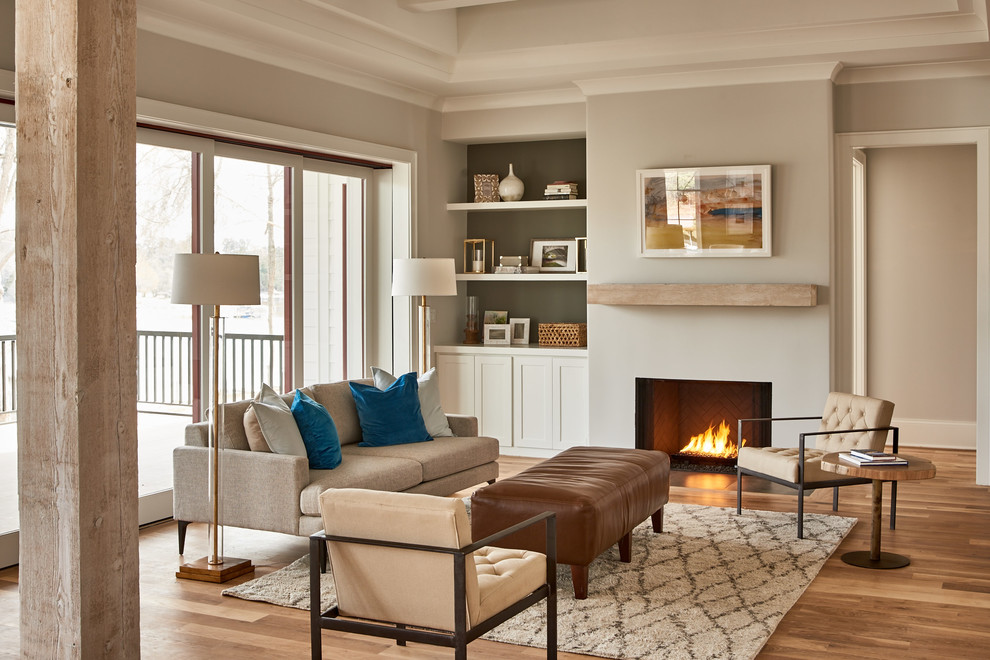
[473,174,500,203]
[538,323,587,347]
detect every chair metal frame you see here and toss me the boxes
[309,511,557,660]
[736,416,900,538]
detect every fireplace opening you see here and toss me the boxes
[635,378,771,473]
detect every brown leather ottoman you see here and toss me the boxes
[470,446,670,599]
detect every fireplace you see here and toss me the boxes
[635,378,771,472]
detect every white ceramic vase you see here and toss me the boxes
[498,163,524,201]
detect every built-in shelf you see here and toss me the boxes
[457,273,587,282]
[447,199,587,212]
[587,283,818,307]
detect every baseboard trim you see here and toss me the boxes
[893,418,976,450]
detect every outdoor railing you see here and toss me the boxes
[0,331,285,418]
[137,330,285,410]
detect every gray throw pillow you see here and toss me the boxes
[372,367,454,438]
[249,384,308,457]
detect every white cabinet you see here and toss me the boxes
[553,356,589,449]
[513,356,554,449]
[475,355,513,447]
[436,345,588,454]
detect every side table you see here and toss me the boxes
[820,452,936,569]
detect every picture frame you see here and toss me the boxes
[483,323,511,345]
[637,164,771,258]
[530,238,578,273]
[509,318,530,345]
[483,310,508,325]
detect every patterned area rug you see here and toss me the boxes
[223,503,855,659]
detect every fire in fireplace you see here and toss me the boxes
[635,378,771,472]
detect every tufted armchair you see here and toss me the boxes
[309,488,557,660]
[736,392,898,538]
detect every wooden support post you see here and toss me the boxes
[15,0,139,656]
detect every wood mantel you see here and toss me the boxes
[587,283,818,307]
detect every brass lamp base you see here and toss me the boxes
[176,556,255,583]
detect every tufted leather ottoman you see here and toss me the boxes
[470,446,670,599]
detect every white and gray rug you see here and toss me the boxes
[223,503,856,660]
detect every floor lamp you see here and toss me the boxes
[392,258,457,374]
[171,252,260,583]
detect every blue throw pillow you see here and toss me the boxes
[349,372,433,447]
[290,389,342,469]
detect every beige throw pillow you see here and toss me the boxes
[246,383,308,457]
[243,406,271,452]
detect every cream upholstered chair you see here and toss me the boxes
[309,488,556,660]
[736,392,898,538]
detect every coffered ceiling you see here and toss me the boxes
[137,0,990,110]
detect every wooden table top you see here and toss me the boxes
[820,452,936,481]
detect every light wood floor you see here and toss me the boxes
[1,447,988,658]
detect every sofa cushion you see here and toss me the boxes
[299,455,423,515]
[372,367,454,438]
[350,373,432,447]
[291,389,342,469]
[343,436,499,482]
[306,380,369,446]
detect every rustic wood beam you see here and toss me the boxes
[586,283,818,307]
[15,0,139,656]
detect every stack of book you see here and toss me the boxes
[839,449,908,466]
[544,181,578,200]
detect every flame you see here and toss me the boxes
[679,420,747,459]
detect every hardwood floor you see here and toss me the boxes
[1,447,988,658]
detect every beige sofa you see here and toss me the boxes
[172,378,499,553]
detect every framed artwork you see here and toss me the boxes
[637,164,771,258]
[483,324,511,345]
[483,310,508,324]
[531,238,578,272]
[509,318,530,345]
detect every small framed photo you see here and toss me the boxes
[484,310,508,324]
[483,324,511,345]
[531,238,578,273]
[509,318,530,345]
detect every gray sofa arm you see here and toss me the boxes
[173,446,310,535]
[446,414,478,437]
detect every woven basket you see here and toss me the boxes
[538,323,587,347]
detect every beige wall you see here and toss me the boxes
[835,76,990,133]
[586,80,834,447]
[866,145,978,423]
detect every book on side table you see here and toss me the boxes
[840,450,909,466]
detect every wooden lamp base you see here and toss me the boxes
[176,556,255,583]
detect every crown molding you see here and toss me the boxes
[442,87,585,113]
[836,59,990,85]
[575,61,843,96]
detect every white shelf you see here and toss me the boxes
[435,344,588,357]
[447,199,587,212]
[457,273,587,282]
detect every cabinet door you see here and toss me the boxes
[436,353,475,416]
[553,357,589,449]
[475,355,513,447]
[513,356,553,449]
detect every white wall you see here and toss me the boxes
[586,81,834,447]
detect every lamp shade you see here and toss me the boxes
[391,258,457,297]
[171,253,261,306]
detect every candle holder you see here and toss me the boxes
[463,238,494,274]
[464,295,481,344]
